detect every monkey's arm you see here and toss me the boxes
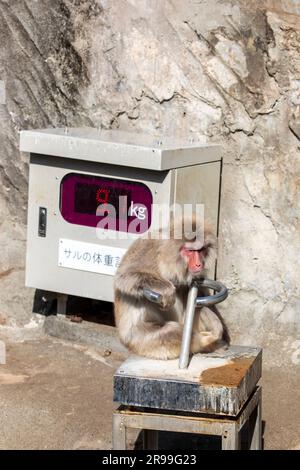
[115,270,176,309]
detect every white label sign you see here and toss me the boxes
[58,238,127,275]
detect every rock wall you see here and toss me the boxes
[0,0,299,365]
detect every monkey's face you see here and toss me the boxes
[180,242,208,276]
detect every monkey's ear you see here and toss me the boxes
[203,225,218,265]
[204,223,217,247]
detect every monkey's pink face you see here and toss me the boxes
[180,245,207,274]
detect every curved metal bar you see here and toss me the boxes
[142,279,228,370]
[143,279,228,307]
[143,288,163,305]
[179,279,228,369]
[195,279,228,306]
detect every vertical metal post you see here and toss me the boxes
[250,392,262,450]
[57,293,68,316]
[179,285,198,369]
[112,413,127,450]
[222,424,240,450]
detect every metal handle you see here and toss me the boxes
[143,288,163,304]
[195,279,228,306]
[143,279,228,370]
[178,285,198,369]
[143,279,228,307]
[179,279,228,369]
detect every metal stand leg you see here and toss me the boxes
[143,430,159,450]
[222,424,240,450]
[249,396,262,450]
[113,413,127,450]
[57,294,68,316]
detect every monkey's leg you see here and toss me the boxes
[127,320,184,360]
[191,307,226,353]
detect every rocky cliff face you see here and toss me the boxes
[0,0,299,365]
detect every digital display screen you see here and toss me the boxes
[74,182,131,217]
[60,173,153,233]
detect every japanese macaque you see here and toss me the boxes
[114,219,229,360]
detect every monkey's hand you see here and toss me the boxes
[115,270,176,308]
[145,279,176,310]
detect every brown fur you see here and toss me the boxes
[114,220,229,360]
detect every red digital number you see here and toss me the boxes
[96,188,109,204]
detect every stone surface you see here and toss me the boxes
[0,0,299,369]
[0,337,126,450]
[114,346,262,415]
[44,315,127,353]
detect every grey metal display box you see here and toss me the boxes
[20,128,222,303]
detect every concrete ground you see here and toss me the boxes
[0,336,299,450]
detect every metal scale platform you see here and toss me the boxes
[113,281,262,450]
